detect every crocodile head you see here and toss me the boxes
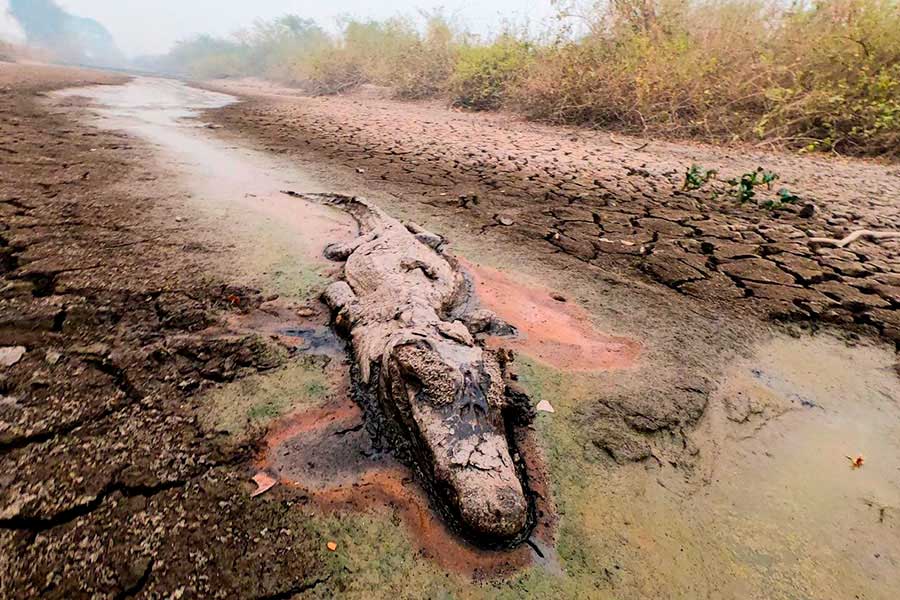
[382,338,530,542]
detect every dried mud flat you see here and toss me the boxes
[1,64,898,600]
[209,79,900,347]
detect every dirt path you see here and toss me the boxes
[2,67,899,599]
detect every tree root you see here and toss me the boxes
[808,229,900,248]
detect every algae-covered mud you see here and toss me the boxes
[34,76,900,598]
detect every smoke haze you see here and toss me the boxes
[52,0,555,57]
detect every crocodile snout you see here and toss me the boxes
[388,342,531,542]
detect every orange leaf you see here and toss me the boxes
[251,471,277,497]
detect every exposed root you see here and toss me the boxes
[808,229,900,248]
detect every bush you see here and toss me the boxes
[158,1,900,157]
[450,37,533,110]
[759,0,900,154]
[512,0,776,136]
[511,0,900,155]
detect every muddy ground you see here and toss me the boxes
[1,65,899,599]
[208,79,900,347]
[0,64,338,598]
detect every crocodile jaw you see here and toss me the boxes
[386,341,529,541]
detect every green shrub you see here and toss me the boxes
[511,0,900,156]
[758,0,900,154]
[450,37,533,110]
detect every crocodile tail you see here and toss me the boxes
[281,191,388,232]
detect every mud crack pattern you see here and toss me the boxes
[207,85,900,349]
[0,63,332,599]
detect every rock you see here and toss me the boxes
[295,306,316,317]
[69,342,111,359]
[0,346,26,367]
[799,203,816,218]
[458,194,479,208]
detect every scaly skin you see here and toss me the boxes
[291,192,530,541]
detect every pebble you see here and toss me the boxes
[0,346,26,367]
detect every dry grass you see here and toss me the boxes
[160,0,900,157]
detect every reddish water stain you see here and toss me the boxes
[460,258,640,371]
[259,392,555,578]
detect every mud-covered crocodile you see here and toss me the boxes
[285,192,533,543]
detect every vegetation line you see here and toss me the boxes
[150,0,900,158]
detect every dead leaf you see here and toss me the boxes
[251,471,277,497]
[326,541,338,552]
[846,455,865,469]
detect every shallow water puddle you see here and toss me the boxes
[51,78,357,279]
[255,389,551,577]
[592,334,900,598]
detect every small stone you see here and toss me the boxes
[0,346,26,367]
[70,343,110,358]
[326,541,338,552]
[536,400,555,413]
[799,203,816,218]
[496,215,515,226]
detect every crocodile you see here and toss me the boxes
[285,192,533,543]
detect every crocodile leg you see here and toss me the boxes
[323,231,378,261]
[322,280,360,333]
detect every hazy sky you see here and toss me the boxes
[51,0,559,57]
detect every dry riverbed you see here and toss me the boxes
[1,64,899,599]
